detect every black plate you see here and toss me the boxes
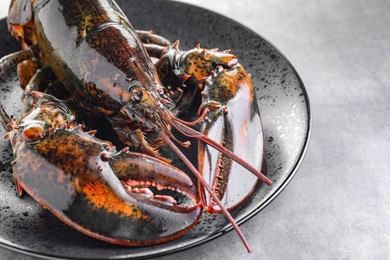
[0,0,311,259]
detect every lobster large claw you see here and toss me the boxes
[198,64,264,212]
[2,92,202,246]
[154,45,268,212]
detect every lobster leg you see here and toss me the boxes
[0,48,57,113]
[143,44,166,59]
[0,104,25,197]
[0,45,39,76]
[0,104,12,132]
[23,65,56,92]
[20,65,57,112]
[136,30,171,59]
[136,30,171,47]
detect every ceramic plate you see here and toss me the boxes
[0,0,310,259]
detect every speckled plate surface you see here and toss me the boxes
[0,0,310,259]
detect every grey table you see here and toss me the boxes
[1,0,390,259]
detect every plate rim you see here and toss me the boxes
[0,0,311,259]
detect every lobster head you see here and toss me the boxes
[119,83,168,130]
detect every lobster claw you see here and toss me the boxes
[198,64,264,212]
[12,129,202,245]
[154,46,269,212]
[3,93,202,246]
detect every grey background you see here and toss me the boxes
[1,0,390,259]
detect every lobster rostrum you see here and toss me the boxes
[0,0,272,251]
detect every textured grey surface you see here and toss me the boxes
[1,0,390,259]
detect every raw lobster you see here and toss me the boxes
[0,0,271,251]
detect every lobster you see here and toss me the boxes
[0,0,271,251]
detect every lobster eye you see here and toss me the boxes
[130,86,143,103]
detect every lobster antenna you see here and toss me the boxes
[169,108,210,127]
[168,119,272,185]
[0,104,12,132]
[159,131,252,253]
[155,117,190,148]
